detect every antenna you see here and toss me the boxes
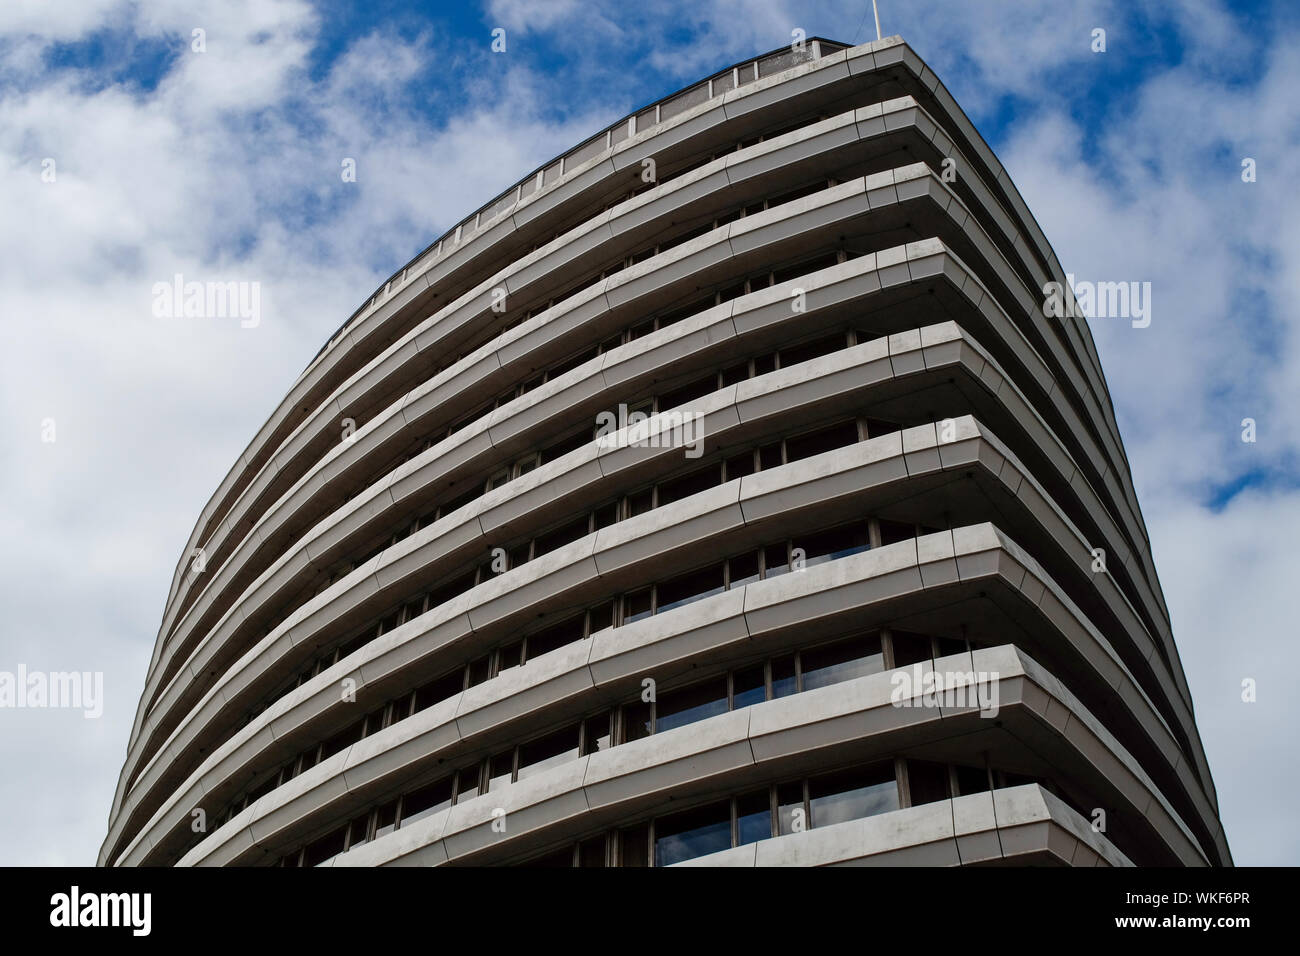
[872,0,883,41]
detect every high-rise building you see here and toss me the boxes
[102,36,1231,867]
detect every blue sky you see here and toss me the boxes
[1,0,1297,866]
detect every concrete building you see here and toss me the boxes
[101,36,1231,867]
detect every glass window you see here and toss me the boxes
[779,333,847,369]
[724,450,755,480]
[736,790,772,846]
[758,441,783,470]
[582,711,613,755]
[498,640,523,674]
[534,514,590,556]
[454,766,481,803]
[656,562,725,614]
[890,630,932,667]
[624,588,653,624]
[808,763,898,828]
[655,677,728,734]
[732,665,766,710]
[578,834,607,868]
[587,601,615,634]
[727,551,760,588]
[800,634,884,691]
[620,824,650,867]
[878,518,916,547]
[784,419,859,462]
[526,615,585,660]
[593,502,619,530]
[777,782,805,835]
[955,764,990,796]
[763,543,789,578]
[517,725,580,782]
[771,655,797,699]
[345,811,372,850]
[657,464,720,506]
[302,825,348,867]
[401,777,453,827]
[626,487,654,518]
[466,654,491,688]
[414,669,464,712]
[622,700,652,742]
[374,799,398,839]
[800,522,871,567]
[907,760,951,807]
[488,750,515,792]
[655,801,732,866]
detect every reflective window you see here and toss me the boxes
[808,764,897,828]
[401,777,453,827]
[732,665,766,710]
[655,802,731,866]
[517,725,580,782]
[655,677,728,734]
[800,634,883,691]
[736,790,772,846]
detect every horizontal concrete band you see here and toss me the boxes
[135,523,1209,867]
[103,311,1210,865]
[131,166,1161,770]
[674,785,1131,867]
[192,643,1199,867]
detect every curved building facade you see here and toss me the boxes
[102,36,1231,867]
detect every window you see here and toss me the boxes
[784,419,858,463]
[728,551,760,588]
[808,763,898,828]
[655,801,731,866]
[771,655,796,699]
[655,677,728,734]
[890,630,932,667]
[623,588,653,624]
[655,562,725,614]
[620,825,650,867]
[799,634,883,691]
[302,826,348,867]
[732,665,765,710]
[736,790,772,846]
[581,711,613,755]
[401,777,453,827]
[907,759,950,806]
[526,615,585,660]
[955,764,990,796]
[800,522,871,566]
[517,725,580,782]
[777,781,804,835]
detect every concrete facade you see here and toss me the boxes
[102,36,1229,867]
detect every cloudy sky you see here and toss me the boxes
[0,0,1295,866]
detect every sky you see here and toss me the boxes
[0,0,1296,867]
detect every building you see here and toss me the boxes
[101,35,1231,867]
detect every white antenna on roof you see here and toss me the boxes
[872,1,883,41]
